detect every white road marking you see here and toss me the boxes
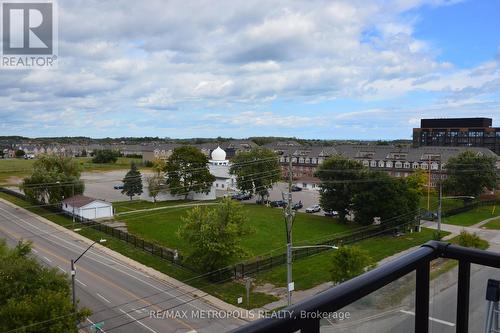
[42,256,52,263]
[186,330,198,333]
[32,248,38,253]
[119,308,158,333]
[400,310,455,327]
[57,266,66,273]
[96,292,111,304]
[76,279,87,287]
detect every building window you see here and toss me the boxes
[404,162,410,169]
[412,163,419,169]
[395,161,402,168]
[378,161,385,168]
[386,161,393,168]
[370,160,377,167]
[221,184,224,188]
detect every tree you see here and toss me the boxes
[146,175,163,203]
[443,151,497,200]
[15,149,25,158]
[91,149,119,164]
[177,198,251,275]
[406,169,428,196]
[230,147,281,202]
[352,172,420,226]
[315,156,366,222]
[330,246,373,284]
[22,155,84,204]
[0,239,91,332]
[122,162,143,200]
[164,146,215,199]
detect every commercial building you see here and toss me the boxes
[413,118,500,155]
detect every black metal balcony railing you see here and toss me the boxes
[230,241,500,333]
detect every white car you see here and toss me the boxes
[305,204,321,213]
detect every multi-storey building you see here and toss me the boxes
[413,118,500,155]
[275,145,498,190]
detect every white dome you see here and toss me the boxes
[211,146,226,161]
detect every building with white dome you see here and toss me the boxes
[209,146,237,196]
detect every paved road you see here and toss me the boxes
[0,200,245,333]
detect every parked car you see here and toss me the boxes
[292,201,303,210]
[270,200,286,208]
[231,192,252,200]
[324,210,339,217]
[113,184,124,190]
[291,185,302,192]
[305,204,321,213]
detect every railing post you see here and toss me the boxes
[415,261,430,333]
[301,319,320,333]
[456,260,470,333]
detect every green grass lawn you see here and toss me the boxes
[442,205,499,226]
[419,193,467,212]
[482,217,500,230]
[119,202,358,260]
[113,199,212,214]
[0,157,145,185]
[255,227,441,291]
[0,192,278,308]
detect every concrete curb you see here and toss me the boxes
[0,197,255,319]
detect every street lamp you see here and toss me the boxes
[437,192,476,233]
[70,238,106,311]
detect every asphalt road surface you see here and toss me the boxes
[0,199,245,333]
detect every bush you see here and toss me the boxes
[92,149,119,163]
[330,246,374,284]
[456,230,484,248]
[144,160,154,167]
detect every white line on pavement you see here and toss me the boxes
[119,308,158,333]
[42,256,52,263]
[57,266,66,273]
[87,318,106,333]
[76,279,87,287]
[32,248,38,253]
[400,310,455,327]
[96,292,112,304]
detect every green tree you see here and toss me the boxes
[352,172,420,226]
[164,146,215,199]
[177,198,251,275]
[315,156,366,222]
[230,147,281,202]
[0,240,91,332]
[15,149,25,158]
[406,169,428,196]
[91,149,119,163]
[122,162,143,200]
[22,155,84,204]
[443,151,497,201]
[146,174,163,203]
[330,246,373,284]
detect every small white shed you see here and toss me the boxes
[62,195,113,220]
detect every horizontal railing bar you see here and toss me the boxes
[229,241,440,333]
[441,243,500,269]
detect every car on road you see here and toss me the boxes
[270,200,286,208]
[305,204,321,213]
[292,201,303,210]
[324,210,339,217]
[113,184,124,190]
[256,198,271,205]
[291,185,302,192]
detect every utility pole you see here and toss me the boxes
[427,155,431,211]
[71,259,76,310]
[437,179,442,234]
[283,149,295,306]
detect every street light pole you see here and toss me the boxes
[437,180,442,234]
[283,149,295,306]
[70,238,106,314]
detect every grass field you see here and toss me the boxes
[419,193,467,212]
[255,228,442,290]
[442,205,499,226]
[118,201,359,260]
[0,192,278,308]
[481,217,500,230]
[0,157,144,184]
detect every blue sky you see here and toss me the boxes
[0,0,499,139]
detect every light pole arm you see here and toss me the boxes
[74,241,97,264]
[292,245,338,250]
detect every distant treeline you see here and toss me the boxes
[0,136,412,147]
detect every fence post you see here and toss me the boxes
[415,261,430,333]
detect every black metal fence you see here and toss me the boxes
[230,240,500,333]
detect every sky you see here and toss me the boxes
[0,0,499,140]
